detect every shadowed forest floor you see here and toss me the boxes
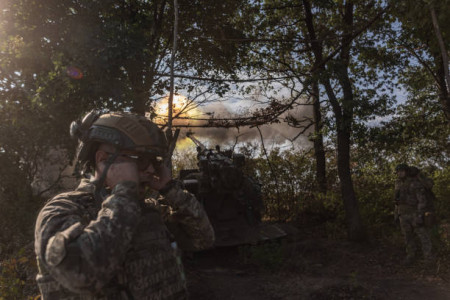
[186,225,450,300]
[12,223,450,299]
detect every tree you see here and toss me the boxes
[2,0,247,113]
[391,0,450,123]
[311,79,327,193]
[303,0,365,240]
[238,0,395,241]
[365,88,450,168]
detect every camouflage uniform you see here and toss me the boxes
[35,179,214,299]
[395,176,432,260]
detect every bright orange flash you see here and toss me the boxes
[153,94,190,122]
[153,94,203,150]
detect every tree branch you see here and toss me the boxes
[430,5,450,94]
[155,73,296,82]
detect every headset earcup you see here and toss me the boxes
[70,120,81,139]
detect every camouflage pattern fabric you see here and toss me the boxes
[35,179,214,299]
[395,177,427,213]
[395,176,433,260]
[156,180,215,252]
[399,213,432,259]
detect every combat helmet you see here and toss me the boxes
[70,110,167,172]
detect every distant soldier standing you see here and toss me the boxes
[34,111,215,299]
[394,164,434,265]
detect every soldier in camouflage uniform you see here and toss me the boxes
[394,164,433,265]
[34,111,215,299]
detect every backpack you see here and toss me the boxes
[408,167,436,211]
[419,173,436,207]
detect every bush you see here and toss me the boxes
[0,246,39,299]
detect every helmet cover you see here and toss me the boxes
[72,111,167,171]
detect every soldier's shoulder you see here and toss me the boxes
[36,190,95,237]
[43,190,94,212]
[49,189,93,203]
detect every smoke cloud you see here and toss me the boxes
[173,100,314,150]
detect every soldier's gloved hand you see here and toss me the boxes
[148,163,172,191]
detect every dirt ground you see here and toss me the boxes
[14,223,450,299]
[186,226,450,300]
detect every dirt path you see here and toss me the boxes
[186,236,450,300]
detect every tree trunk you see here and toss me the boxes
[430,6,450,124]
[303,0,326,193]
[436,56,450,123]
[430,6,450,95]
[303,0,365,241]
[323,77,365,241]
[336,121,365,241]
[312,80,327,193]
[134,90,149,116]
[334,1,365,241]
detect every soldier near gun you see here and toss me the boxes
[34,111,215,299]
[394,164,435,265]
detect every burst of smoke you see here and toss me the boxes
[153,96,314,151]
[182,102,313,148]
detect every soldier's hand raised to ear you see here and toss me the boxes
[147,162,172,191]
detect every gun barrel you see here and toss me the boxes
[186,132,207,151]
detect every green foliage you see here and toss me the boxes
[0,247,38,299]
[234,134,448,243]
[362,92,449,167]
[1,0,247,115]
[0,89,75,253]
[390,0,450,123]
[432,167,450,222]
[242,146,317,221]
[172,146,198,178]
[350,160,450,243]
[0,258,26,299]
[352,160,396,238]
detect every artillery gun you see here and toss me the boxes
[179,132,287,247]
